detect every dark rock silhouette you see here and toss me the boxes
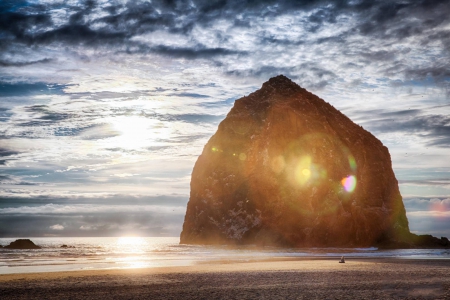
[5,239,41,249]
[181,75,446,248]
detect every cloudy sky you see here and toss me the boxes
[0,0,449,238]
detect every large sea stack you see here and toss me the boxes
[180,75,411,247]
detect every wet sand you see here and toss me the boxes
[1,258,450,299]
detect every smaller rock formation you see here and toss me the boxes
[5,239,41,249]
[61,244,68,248]
[339,256,345,263]
[410,234,448,248]
[377,234,450,249]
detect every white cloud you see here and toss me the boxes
[111,173,139,178]
[49,224,64,230]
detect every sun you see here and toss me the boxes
[106,116,172,150]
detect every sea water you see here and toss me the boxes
[1,237,449,274]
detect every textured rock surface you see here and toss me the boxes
[5,239,41,249]
[180,75,411,247]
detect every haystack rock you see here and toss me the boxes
[180,75,412,247]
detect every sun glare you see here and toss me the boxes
[116,236,146,253]
[117,236,145,244]
[107,116,172,150]
[295,156,312,185]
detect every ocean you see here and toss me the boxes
[1,237,449,274]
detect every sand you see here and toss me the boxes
[1,258,450,299]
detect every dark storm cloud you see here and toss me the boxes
[0,0,245,60]
[1,0,448,82]
[0,147,19,165]
[125,44,247,58]
[0,194,187,237]
[0,103,100,139]
[0,147,18,157]
[353,0,449,38]
[22,105,73,122]
[350,108,450,147]
[0,212,182,237]
[0,58,52,67]
[0,194,187,207]
[259,36,305,46]
[399,180,450,186]
[404,66,450,82]
[0,92,223,143]
[0,107,12,122]
[226,63,336,88]
[227,65,298,79]
[360,50,396,62]
[140,110,224,125]
[0,174,40,185]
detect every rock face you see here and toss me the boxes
[5,239,41,249]
[180,75,414,248]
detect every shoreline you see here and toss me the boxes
[1,256,450,281]
[0,257,346,281]
[1,257,450,299]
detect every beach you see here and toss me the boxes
[1,258,449,299]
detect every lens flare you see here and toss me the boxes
[211,147,223,153]
[348,155,357,171]
[341,175,356,192]
[239,153,247,161]
[295,156,312,185]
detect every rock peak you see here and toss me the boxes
[262,74,302,92]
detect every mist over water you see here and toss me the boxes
[1,237,449,274]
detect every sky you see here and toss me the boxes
[0,0,449,238]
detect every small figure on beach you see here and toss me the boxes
[339,256,345,263]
